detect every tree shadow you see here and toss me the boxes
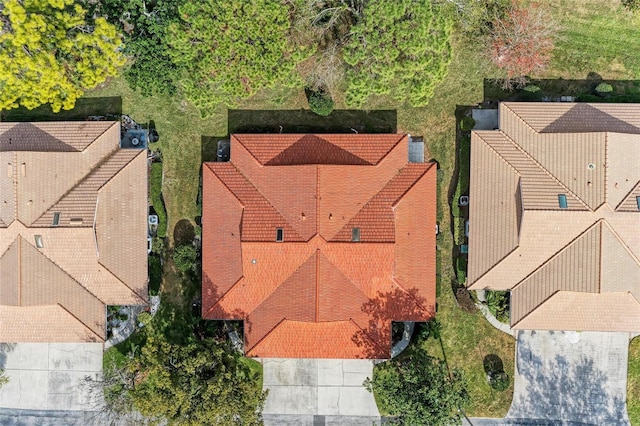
[0,343,16,369]
[173,219,195,247]
[484,76,640,103]
[352,287,434,359]
[507,331,628,424]
[201,135,229,163]
[228,109,397,134]
[0,97,122,121]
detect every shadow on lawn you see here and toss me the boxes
[0,97,122,121]
[228,109,397,134]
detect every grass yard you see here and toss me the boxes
[629,338,640,425]
[549,0,640,79]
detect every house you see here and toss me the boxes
[0,121,148,342]
[202,134,437,358]
[467,102,640,331]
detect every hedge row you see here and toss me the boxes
[150,162,168,238]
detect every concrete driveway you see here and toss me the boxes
[261,358,380,425]
[506,330,630,425]
[0,343,103,411]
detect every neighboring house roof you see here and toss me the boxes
[202,134,437,358]
[468,102,640,331]
[0,122,148,342]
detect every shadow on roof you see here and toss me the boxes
[0,97,122,122]
[228,109,397,134]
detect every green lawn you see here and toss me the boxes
[549,0,640,79]
[629,337,640,425]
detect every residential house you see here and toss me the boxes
[467,102,640,331]
[202,134,437,358]
[0,121,148,342]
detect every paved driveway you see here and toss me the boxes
[506,330,630,425]
[261,358,380,425]
[0,343,103,412]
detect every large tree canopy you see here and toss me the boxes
[0,0,125,112]
[167,0,307,115]
[365,348,468,425]
[342,0,453,107]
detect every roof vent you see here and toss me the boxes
[276,228,284,242]
[70,218,83,225]
[52,212,60,226]
[588,163,595,170]
[636,196,640,210]
[352,228,361,242]
[34,235,44,248]
[131,137,140,146]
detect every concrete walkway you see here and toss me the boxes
[261,358,380,425]
[468,330,631,425]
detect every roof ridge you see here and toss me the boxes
[614,180,640,211]
[472,132,522,177]
[30,143,123,226]
[232,134,273,166]
[510,289,561,328]
[371,134,407,166]
[501,103,539,135]
[202,276,245,318]
[97,260,147,303]
[55,303,104,342]
[246,317,288,355]
[348,318,388,357]
[510,220,602,294]
[19,235,106,305]
[79,122,120,152]
[499,130,591,210]
[391,277,429,314]
[600,220,640,267]
[318,251,369,301]
[391,163,435,208]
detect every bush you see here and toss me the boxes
[485,291,510,323]
[150,162,168,238]
[173,244,198,275]
[595,82,614,96]
[622,0,640,12]
[488,371,509,391]
[307,90,335,116]
[523,84,540,93]
[454,217,466,246]
[460,116,476,131]
[148,256,162,296]
[456,257,467,285]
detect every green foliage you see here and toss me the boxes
[595,82,614,94]
[460,116,476,131]
[150,162,167,238]
[0,0,125,112]
[449,0,510,37]
[0,370,7,388]
[167,0,306,116]
[151,237,165,256]
[456,257,467,285]
[365,348,468,425]
[148,255,162,296]
[307,89,335,116]
[485,291,510,324]
[577,93,640,103]
[453,217,466,246]
[489,371,509,391]
[452,133,470,226]
[523,84,541,93]
[628,337,640,425]
[343,0,454,107]
[172,244,198,276]
[96,0,183,96]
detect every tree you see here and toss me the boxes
[166,0,307,116]
[0,0,125,112]
[95,0,183,96]
[365,348,468,425]
[489,1,556,89]
[173,244,198,276]
[342,0,454,107]
[99,305,266,425]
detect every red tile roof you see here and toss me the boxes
[202,134,436,358]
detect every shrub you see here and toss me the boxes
[485,290,510,323]
[152,237,165,256]
[488,371,509,391]
[453,217,466,245]
[173,244,198,275]
[523,84,540,93]
[456,257,467,285]
[595,82,614,96]
[150,162,168,238]
[460,116,476,131]
[307,90,335,116]
[148,256,162,296]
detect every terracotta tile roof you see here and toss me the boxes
[468,103,640,332]
[0,122,147,343]
[203,134,436,358]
